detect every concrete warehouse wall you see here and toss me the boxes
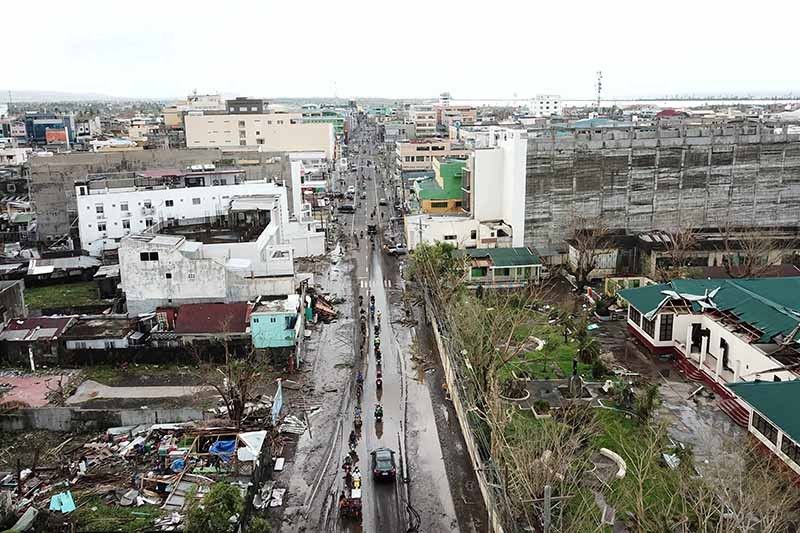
[0,406,208,432]
[30,149,287,240]
[524,124,800,252]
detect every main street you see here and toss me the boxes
[301,117,485,533]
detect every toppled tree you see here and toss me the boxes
[716,220,798,278]
[567,216,611,290]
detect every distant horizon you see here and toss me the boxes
[4,89,800,105]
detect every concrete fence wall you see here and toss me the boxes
[425,297,506,533]
[0,406,208,433]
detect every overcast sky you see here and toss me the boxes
[6,0,800,100]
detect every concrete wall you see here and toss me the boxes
[524,126,800,252]
[30,149,286,240]
[0,406,207,432]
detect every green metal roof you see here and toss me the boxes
[729,380,800,444]
[619,277,800,343]
[415,176,462,201]
[464,247,542,267]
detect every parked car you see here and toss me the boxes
[370,447,397,481]
[386,244,407,256]
[379,198,388,206]
[338,204,355,213]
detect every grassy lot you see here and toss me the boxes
[503,309,596,382]
[592,408,683,520]
[25,281,102,309]
[71,495,162,532]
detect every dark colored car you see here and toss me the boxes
[338,204,355,213]
[370,447,397,481]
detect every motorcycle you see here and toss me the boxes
[374,405,383,422]
[376,370,383,389]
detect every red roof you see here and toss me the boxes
[174,303,250,334]
[656,109,685,118]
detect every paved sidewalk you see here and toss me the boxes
[66,379,214,404]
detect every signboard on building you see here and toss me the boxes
[45,128,69,145]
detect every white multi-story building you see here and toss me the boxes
[404,127,527,250]
[410,104,437,137]
[184,112,335,158]
[119,200,297,315]
[77,170,276,257]
[529,94,562,117]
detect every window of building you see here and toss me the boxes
[139,251,159,261]
[145,218,154,227]
[144,200,152,209]
[753,412,778,444]
[240,140,247,146]
[277,120,284,125]
[415,156,424,162]
[658,314,674,341]
[471,267,487,278]
[238,121,245,127]
[495,268,510,276]
[165,273,172,279]
[255,131,260,135]
[443,235,457,241]
[781,436,800,465]
[122,220,130,229]
[192,198,201,205]
[188,273,195,280]
[256,138,265,145]
[430,201,449,208]
[285,316,294,330]
[253,317,259,323]
[239,130,246,138]
[251,106,257,111]
[120,202,129,212]
[629,306,642,327]
[642,317,656,338]
[165,200,174,207]
[454,201,462,207]
[470,230,477,239]
[97,223,106,232]
[95,204,104,214]
[270,317,277,323]
[267,120,272,125]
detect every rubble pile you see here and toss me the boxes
[0,419,293,531]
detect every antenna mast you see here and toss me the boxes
[595,71,603,111]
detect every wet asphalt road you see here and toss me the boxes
[330,121,461,533]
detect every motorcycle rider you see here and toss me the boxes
[348,429,357,448]
[374,403,383,419]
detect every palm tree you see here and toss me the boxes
[574,321,601,364]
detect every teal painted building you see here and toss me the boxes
[251,294,302,348]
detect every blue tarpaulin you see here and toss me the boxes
[49,491,76,514]
[209,440,236,462]
[170,458,186,472]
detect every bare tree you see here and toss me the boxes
[567,216,611,290]
[717,220,797,278]
[655,224,699,281]
[193,340,266,430]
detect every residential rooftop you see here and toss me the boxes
[619,277,800,344]
[729,380,800,443]
[253,294,300,314]
[463,247,542,267]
